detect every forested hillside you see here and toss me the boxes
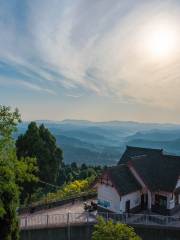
[16,120,180,165]
[16,121,102,204]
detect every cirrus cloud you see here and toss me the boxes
[1,0,180,110]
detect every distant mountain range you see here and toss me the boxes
[16,120,180,166]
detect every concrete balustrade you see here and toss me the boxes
[20,212,180,230]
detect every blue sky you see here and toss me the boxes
[1,0,180,123]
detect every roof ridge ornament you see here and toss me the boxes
[130,154,147,160]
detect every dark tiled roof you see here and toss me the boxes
[102,146,180,196]
[107,164,141,196]
[118,146,163,165]
[130,154,180,192]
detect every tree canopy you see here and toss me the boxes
[0,106,37,240]
[15,122,102,205]
[92,217,141,240]
[57,162,102,186]
[16,122,63,184]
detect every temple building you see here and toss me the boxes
[96,146,180,215]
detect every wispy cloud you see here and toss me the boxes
[17,80,56,95]
[65,93,83,98]
[0,76,56,95]
[1,0,180,109]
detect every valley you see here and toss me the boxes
[16,120,180,166]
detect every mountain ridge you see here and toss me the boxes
[16,120,180,166]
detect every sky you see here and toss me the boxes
[1,0,180,123]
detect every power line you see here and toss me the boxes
[38,180,60,189]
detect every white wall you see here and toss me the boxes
[168,198,175,209]
[120,191,141,212]
[174,178,180,206]
[97,180,141,213]
[170,193,180,207]
[175,177,180,189]
[97,183,120,213]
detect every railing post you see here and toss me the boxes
[67,212,70,224]
[145,214,147,224]
[67,212,70,240]
[47,214,49,226]
[125,213,128,223]
[25,217,27,229]
[166,216,169,225]
[86,212,89,224]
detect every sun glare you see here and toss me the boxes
[148,27,177,58]
[142,20,178,60]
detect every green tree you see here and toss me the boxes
[16,122,63,184]
[79,167,96,179]
[17,157,38,204]
[92,217,141,240]
[0,106,37,240]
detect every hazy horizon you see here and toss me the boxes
[20,117,180,126]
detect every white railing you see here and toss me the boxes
[99,212,180,227]
[20,212,180,230]
[20,212,96,229]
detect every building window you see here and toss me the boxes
[104,200,110,208]
[98,199,111,208]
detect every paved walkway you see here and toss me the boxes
[21,200,88,217]
[20,199,97,229]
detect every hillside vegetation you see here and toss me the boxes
[31,178,96,206]
[16,121,102,205]
[16,120,180,166]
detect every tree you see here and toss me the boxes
[71,162,78,170]
[79,167,96,179]
[17,157,38,204]
[16,122,63,184]
[92,217,141,240]
[0,106,37,240]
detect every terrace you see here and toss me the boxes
[20,211,180,230]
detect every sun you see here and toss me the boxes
[142,21,178,60]
[148,27,177,58]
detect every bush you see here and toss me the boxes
[92,217,141,240]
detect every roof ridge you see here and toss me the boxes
[126,145,163,152]
[109,164,126,169]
